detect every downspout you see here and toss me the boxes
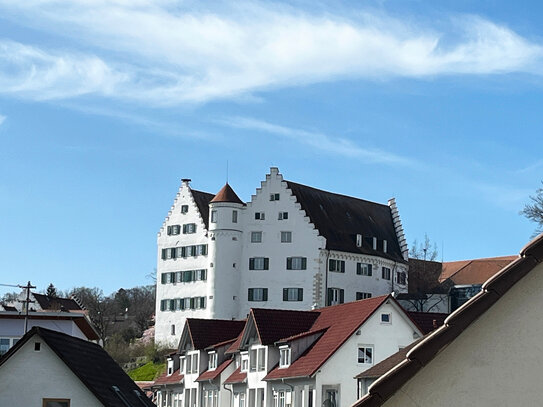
[281,378,295,407]
[324,249,330,307]
[223,383,233,407]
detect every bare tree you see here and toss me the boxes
[410,234,439,261]
[521,182,543,237]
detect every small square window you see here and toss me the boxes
[281,231,292,243]
[270,193,280,201]
[211,210,218,223]
[279,347,291,368]
[255,212,265,220]
[356,292,372,300]
[381,313,391,324]
[181,205,189,214]
[251,231,262,243]
[278,212,288,220]
[358,346,373,364]
[34,342,41,351]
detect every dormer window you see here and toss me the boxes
[240,352,248,372]
[279,346,291,368]
[208,352,218,370]
[167,359,174,376]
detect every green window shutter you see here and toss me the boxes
[283,288,288,301]
[182,224,187,234]
[356,263,361,275]
[202,245,208,255]
[301,258,307,270]
[248,288,254,301]
[264,258,269,270]
[200,297,205,308]
[169,300,175,311]
[263,289,268,301]
[328,259,334,272]
[181,247,186,257]
[327,288,333,306]
[180,299,185,310]
[340,289,345,304]
[286,258,292,270]
[298,289,303,301]
[341,261,345,273]
[249,258,255,270]
[160,300,166,311]
[161,249,167,260]
[161,273,167,284]
[167,226,172,235]
[368,264,372,276]
[190,298,195,309]
[202,269,207,281]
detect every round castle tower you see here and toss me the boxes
[207,183,244,320]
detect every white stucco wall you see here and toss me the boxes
[314,301,420,407]
[0,317,87,340]
[0,335,102,406]
[380,261,543,407]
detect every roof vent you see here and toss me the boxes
[372,237,377,250]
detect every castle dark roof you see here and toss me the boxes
[0,327,155,407]
[32,292,82,311]
[285,181,404,262]
[191,189,215,229]
[210,183,244,205]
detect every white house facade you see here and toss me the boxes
[156,168,409,346]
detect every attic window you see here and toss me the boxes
[279,346,291,368]
[381,313,391,324]
[270,193,280,201]
[43,399,70,407]
[181,205,189,214]
[208,352,218,370]
[34,342,41,352]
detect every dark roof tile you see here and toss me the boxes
[187,319,246,350]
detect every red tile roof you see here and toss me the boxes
[196,359,233,382]
[353,234,543,407]
[154,368,184,385]
[265,296,390,380]
[187,319,246,350]
[439,256,517,284]
[210,183,244,205]
[224,366,247,384]
[251,308,319,345]
[407,312,448,335]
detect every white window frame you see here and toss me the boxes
[358,345,373,364]
[255,212,265,220]
[279,346,291,368]
[211,210,217,223]
[278,212,288,220]
[240,352,249,372]
[208,351,218,370]
[380,313,392,324]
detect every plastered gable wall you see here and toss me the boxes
[156,183,211,346]
[316,302,420,407]
[240,169,325,314]
[381,261,543,407]
[0,337,101,406]
[0,318,87,340]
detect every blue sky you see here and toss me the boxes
[1,0,542,296]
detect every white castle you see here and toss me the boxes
[155,168,409,346]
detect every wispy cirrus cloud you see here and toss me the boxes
[0,1,541,105]
[219,116,413,165]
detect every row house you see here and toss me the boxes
[156,167,409,346]
[156,295,423,407]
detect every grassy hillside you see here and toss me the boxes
[128,361,165,381]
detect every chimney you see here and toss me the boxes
[181,178,191,188]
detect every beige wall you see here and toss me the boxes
[379,261,543,407]
[0,335,102,407]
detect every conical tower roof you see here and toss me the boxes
[210,183,244,205]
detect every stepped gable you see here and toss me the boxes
[285,181,404,262]
[210,183,244,205]
[191,189,215,229]
[0,327,154,407]
[186,318,246,350]
[32,292,82,311]
[265,295,389,380]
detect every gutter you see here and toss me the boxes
[223,383,233,407]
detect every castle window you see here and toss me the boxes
[270,193,280,201]
[356,292,372,300]
[181,205,189,214]
[286,257,306,270]
[329,259,345,273]
[211,210,217,223]
[255,212,265,220]
[183,223,196,234]
[280,231,292,243]
[167,225,181,235]
[249,257,269,270]
[248,288,268,301]
[356,263,372,276]
[396,271,406,285]
[283,288,303,301]
[232,210,238,223]
[251,231,262,243]
[382,267,391,280]
[327,288,344,306]
[278,212,288,220]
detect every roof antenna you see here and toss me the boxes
[226,160,229,184]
